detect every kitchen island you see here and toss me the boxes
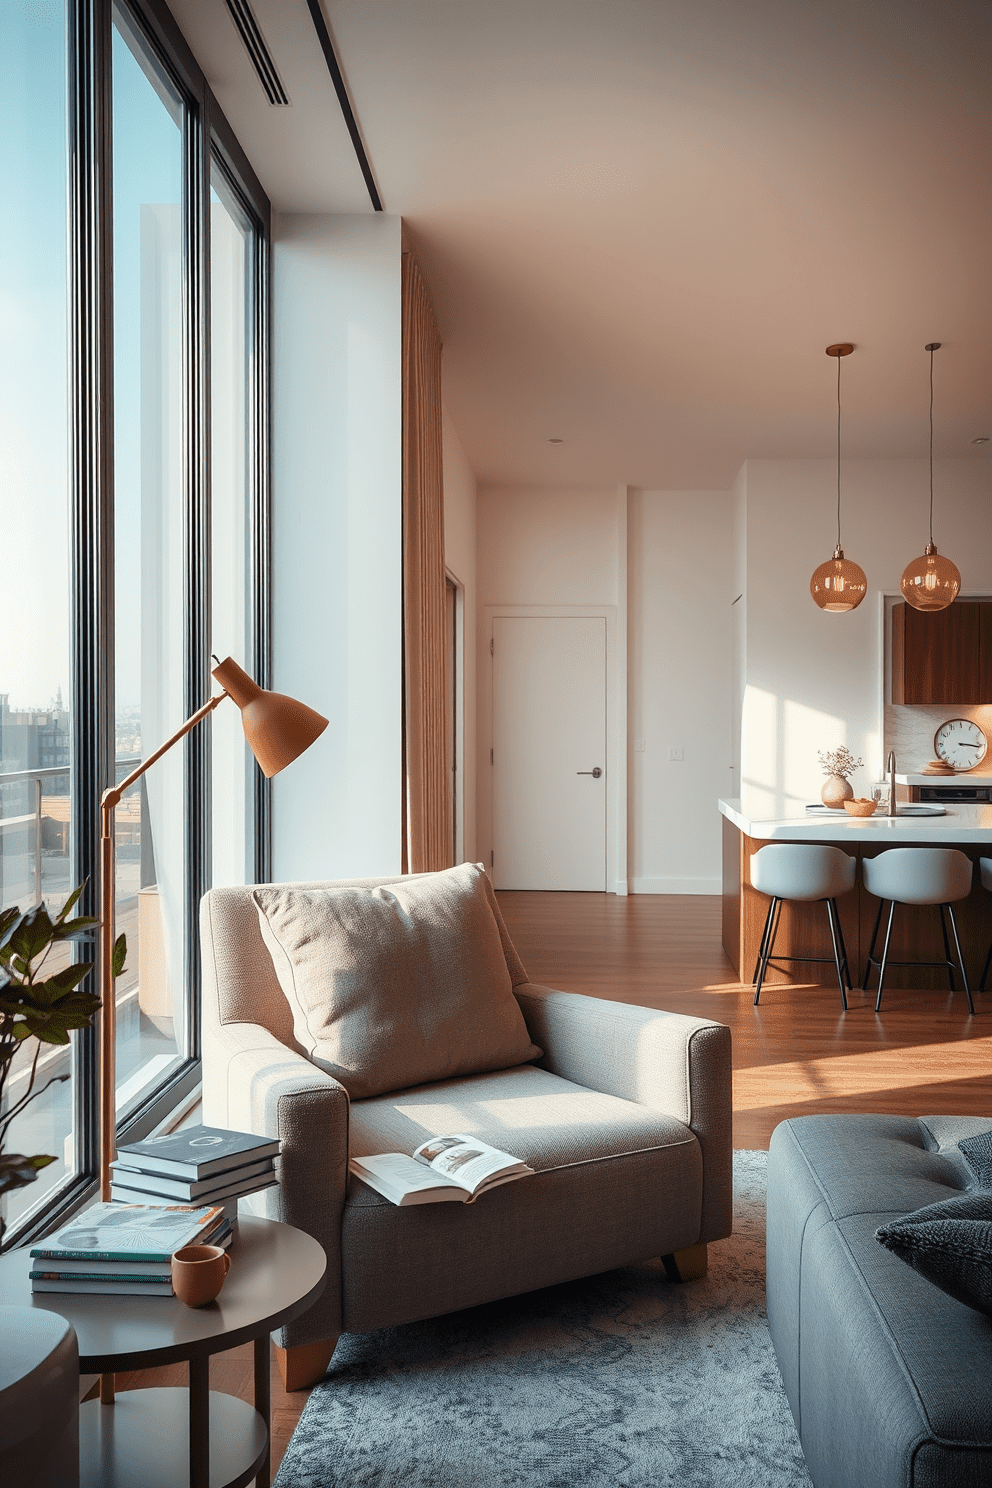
[720,797,992,994]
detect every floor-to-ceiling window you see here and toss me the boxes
[1,0,74,1233]
[0,0,270,1246]
[111,10,187,1123]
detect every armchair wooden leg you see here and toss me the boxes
[662,1243,708,1283]
[274,1337,338,1391]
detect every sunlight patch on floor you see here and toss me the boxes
[734,1040,992,1107]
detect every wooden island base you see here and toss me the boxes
[723,815,991,995]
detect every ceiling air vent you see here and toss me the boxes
[225,0,290,106]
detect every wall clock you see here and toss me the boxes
[933,718,988,772]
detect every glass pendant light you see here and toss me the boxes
[900,343,960,612]
[810,343,867,612]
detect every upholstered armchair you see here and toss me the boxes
[200,865,732,1389]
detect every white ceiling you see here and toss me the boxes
[170,0,992,489]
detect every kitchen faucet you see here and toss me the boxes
[887,750,897,816]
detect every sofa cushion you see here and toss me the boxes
[959,1130,992,1188]
[344,1063,702,1332]
[348,1062,696,1171]
[876,1192,992,1317]
[252,863,541,1100]
[768,1116,992,1488]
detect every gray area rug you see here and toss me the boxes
[274,1151,812,1487]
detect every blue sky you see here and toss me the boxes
[1,1,183,716]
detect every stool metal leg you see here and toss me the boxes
[863,898,885,992]
[753,897,781,1006]
[945,905,974,1014]
[824,898,848,1010]
[753,897,777,986]
[937,905,956,991]
[832,902,853,992]
[875,901,897,1013]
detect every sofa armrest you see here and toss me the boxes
[203,1018,350,1346]
[514,983,733,1243]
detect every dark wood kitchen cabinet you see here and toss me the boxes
[892,599,992,704]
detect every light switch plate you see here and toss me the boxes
[668,747,684,762]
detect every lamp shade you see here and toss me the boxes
[211,657,328,777]
[900,543,961,613]
[810,546,867,612]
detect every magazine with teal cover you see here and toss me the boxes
[30,1202,224,1262]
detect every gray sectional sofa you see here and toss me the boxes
[767,1114,992,1488]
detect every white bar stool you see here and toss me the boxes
[750,844,856,1008]
[979,857,992,993]
[861,848,974,1013]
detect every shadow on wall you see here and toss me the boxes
[740,685,880,812]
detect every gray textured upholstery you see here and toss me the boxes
[767,1115,992,1488]
[201,873,733,1353]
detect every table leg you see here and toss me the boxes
[254,1334,272,1488]
[189,1354,210,1488]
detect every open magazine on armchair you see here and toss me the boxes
[349,1134,534,1206]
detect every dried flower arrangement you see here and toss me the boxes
[818,747,864,780]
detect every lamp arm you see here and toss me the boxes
[98,689,231,1206]
[101,691,229,816]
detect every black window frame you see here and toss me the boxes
[8,0,271,1248]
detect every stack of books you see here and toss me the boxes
[30,1202,231,1295]
[109,1124,280,1217]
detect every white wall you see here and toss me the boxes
[476,485,627,890]
[442,406,478,860]
[478,484,736,895]
[478,486,622,606]
[270,213,403,881]
[740,457,991,813]
[628,490,734,893]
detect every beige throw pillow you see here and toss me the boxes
[252,863,541,1100]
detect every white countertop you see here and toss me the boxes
[719,797,992,843]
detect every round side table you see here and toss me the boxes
[0,1216,326,1488]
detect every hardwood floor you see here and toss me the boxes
[497,890,992,1150]
[110,891,992,1472]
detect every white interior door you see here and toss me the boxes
[492,615,607,890]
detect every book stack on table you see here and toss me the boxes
[30,1203,232,1295]
[109,1124,280,1218]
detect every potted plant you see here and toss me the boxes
[0,884,125,1252]
[817,746,865,809]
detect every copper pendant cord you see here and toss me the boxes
[927,342,936,546]
[835,350,843,549]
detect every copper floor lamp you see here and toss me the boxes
[95,658,327,1408]
[98,656,327,1205]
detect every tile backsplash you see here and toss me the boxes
[884,702,992,776]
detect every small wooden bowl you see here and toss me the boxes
[843,798,877,817]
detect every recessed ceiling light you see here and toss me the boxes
[548,437,563,444]
[971,436,990,444]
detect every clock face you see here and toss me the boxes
[934,718,989,772]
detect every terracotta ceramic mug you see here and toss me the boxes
[171,1244,231,1308]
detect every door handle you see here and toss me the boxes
[577,767,603,778]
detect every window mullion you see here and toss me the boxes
[68,0,115,1195]
[184,79,210,1061]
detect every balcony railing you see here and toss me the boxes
[0,758,140,909]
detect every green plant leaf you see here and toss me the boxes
[19,1017,71,1046]
[52,915,99,941]
[44,963,93,994]
[0,1153,56,1196]
[11,1021,33,1040]
[55,881,87,923]
[0,906,21,944]
[7,905,55,963]
[112,933,128,979]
